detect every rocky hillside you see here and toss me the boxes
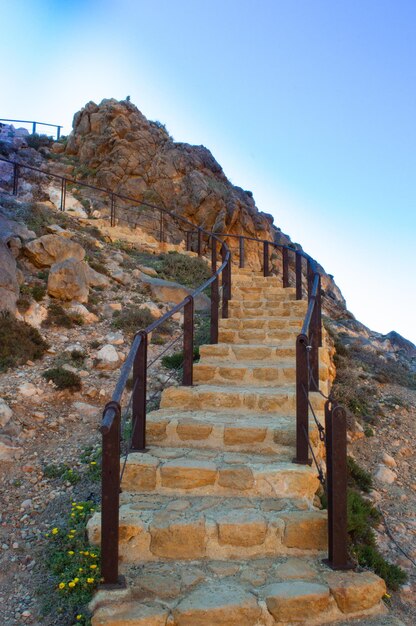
[0,108,415,624]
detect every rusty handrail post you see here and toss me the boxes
[295,252,302,300]
[12,163,19,196]
[325,402,352,570]
[263,241,269,277]
[282,247,289,288]
[294,334,310,465]
[239,237,245,268]
[221,244,229,319]
[60,178,66,212]
[131,331,147,451]
[100,402,121,586]
[183,296,194,385]
[211,239,219,343]
[197,228,202,256]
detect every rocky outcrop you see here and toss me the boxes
[47,258,90,302]
[0,211,36,313]
[66,99,274,244]
[23,234,85,268]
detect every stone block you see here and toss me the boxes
[150,519,206,558]
[326,571,386,613]
[217,511,267,547]
[223,426,267,445]
[160,459,217,489]
[177,420,213,440]
[281,511,327,549]
[218,467,254,490]
[263,581,330,621]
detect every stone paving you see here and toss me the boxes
[89,271,388,625]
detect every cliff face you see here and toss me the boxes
[66,99,274,239]
[64,98,347,314]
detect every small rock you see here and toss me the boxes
[95,344,120,369]
[0,399,13,428]
[374,465,396,484]
[17,383,38,398]
[381,452,397,468]
[21,499,32,510]
[71,402,98,420]
[106,331,124,345]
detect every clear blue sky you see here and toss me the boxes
[2,0,415,343]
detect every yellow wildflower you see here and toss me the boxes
[58,582,65,589]
[90,461,97,465]
[76,505,84,510]
[52,528,59,535]
[78,568,84,572]
[83,551,89,556]
[90,564,97,569]
[87,577,94,584]
[68,551,74,556]
[74,577,79,583]
[76,616,82,621]
[68,581,76,588]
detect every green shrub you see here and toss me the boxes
[162,347,200,370]
[43,367,82,391]
[31,284,47,301]
[43,464,81,485]
[26,133,53,150]
[0,311,48,372]
[348,489,407,590]
[16,295,32,312]
[70,350,86,366]
[111,306,154,335]
[42,500,100,625]
[43,302,84,328]
[156,251,211,288]
[347,456,373,493]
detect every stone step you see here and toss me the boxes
[160,384,326,415]
[90,557,386,625]
[218,327,299,344]
[119,447,320,499]
[229,298,307,312]
[161,384,326,414]
[146,408,307,453]
[229,304,307,319]
[219,316,304,331]
[194,360,297,386]
[88,495,327,563]
[199,342,297,361]
[193,360,329,387]
[232,287,297,301]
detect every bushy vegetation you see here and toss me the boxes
[111,306,154,335]
[43,367,82,391]
[26,133,53,150]
[347,459,407,590]
[156,251,211,288]
[43,302,84,328]
[0,311,48,372]
[42,501,100,625]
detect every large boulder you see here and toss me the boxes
[23,234,85,268]
[139,274,210,311]
[0,240,19,312]
[0,211,36,313]
[47,258,90,302]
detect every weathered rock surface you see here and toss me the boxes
[23,234,85,268]
[47,258,89,302]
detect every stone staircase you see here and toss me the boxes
[89,270,387,625]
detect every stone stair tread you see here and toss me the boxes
[91,558,386,625]
[88,495,327,563]
[119,446,320,498]
[161,383,326,415]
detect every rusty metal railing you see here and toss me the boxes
[1,155,351,578]
[0,118,63,139]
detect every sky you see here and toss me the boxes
[1,0,415,343]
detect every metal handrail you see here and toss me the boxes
[0,118,63,139]
[2,152,350,578]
